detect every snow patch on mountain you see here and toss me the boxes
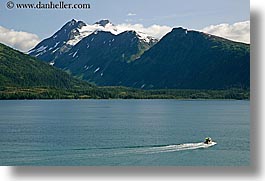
[72,50,78,57]
[36,45,47,52]
[66,21,119,46]
[94,67,100,73]
[65,20,158,46]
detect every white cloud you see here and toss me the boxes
[201,21,250,44]
[127,13,136,16]
[0,26,40,52]
[116,23,172,39]
[115,21,250,42]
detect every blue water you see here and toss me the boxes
[0,100,249,166]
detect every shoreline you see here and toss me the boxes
[0,98,250,101]
[0,87,250,100]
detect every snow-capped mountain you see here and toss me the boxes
[66,19,157,45]
[28,19,249,90]
[29,19,158,65]
[28,19,86,62]
[53,30,157,85]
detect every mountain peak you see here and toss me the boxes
[29,19,157,59]
[172,27,187,33]
[71,18,77,23]
[94,19,112,27]
[66,19,77,26]
[65,19,86,28]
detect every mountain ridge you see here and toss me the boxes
[121,27,250,89]
[0,42,92,89]
[29,19,158,65]
[29,19,250,90]
[0,43,249,100]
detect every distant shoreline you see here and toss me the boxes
[0,87,250,100]
[0,98,250,101]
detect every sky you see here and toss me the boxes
[0,0,250,51]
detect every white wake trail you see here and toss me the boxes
[113,142,217,155]
[146,142,217,154]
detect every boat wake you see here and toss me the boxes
[12,142,217,158]
[108,142,217,155]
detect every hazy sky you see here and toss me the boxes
[0,0,249,39]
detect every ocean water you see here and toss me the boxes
[0,100,249,166]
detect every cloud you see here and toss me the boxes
[116,21,249,42]
[201,21,250,44]
[116,23,172,39]
[127,13,136,16]
[0,26,40,52]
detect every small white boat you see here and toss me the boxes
[204,137,213,144]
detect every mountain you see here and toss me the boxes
[0,43,93,88]
[120,28,250,89]
[54,30,156,85]
[0,43,249,100]
[28,19,86,64]
[0,43,104,99]
[29,19,157,65]
[29,19,250,90]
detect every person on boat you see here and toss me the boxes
[204,137,212,144]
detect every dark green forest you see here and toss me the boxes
[0,43,249,100]
[0,86,249,100]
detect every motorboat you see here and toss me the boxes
[204,137,212,144]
